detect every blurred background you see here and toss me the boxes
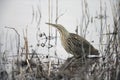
[0,0,119,80]
[0,0,113,58]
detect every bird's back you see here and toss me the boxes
[62,33,99,57]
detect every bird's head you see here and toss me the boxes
[46,23,69,38]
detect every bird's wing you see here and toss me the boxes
[70,33,91,47]
[69,33,96,55]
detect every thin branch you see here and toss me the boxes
[55,11,66,23]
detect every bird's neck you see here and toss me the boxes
[59,30,69,39]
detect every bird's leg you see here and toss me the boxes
[62,56,81,71]
[81,54,87,64]
[62,57,76,71]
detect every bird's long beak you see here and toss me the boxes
[45,23,59,28]
[46,22,64,35]
[45,22,69,38]
[46,22,62,32]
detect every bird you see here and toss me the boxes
[46,23,99,58]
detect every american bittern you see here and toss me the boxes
[46,23,99,58]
